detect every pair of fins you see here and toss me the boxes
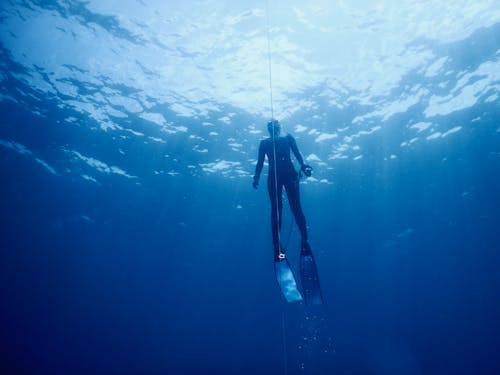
[274,247,323,305]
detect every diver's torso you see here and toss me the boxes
[263,135,297,181]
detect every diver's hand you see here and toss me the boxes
[252,176,259,189]
[301,164,313,177]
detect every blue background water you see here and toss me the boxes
[1,1,499,374]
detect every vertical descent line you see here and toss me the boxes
[267,7,288,375]
[265,0,274,119]
[266,0,282,258]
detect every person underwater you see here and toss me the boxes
[252,119,313,261]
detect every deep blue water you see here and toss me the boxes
[1,2,500,375]
[2,92,499,375]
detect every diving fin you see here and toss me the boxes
[274,257,303,303]
[300,246,323,305]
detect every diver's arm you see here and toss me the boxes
[289,135,305,166]
[253,140,266,188]
[289,134,313,177]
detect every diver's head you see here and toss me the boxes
[267,119,281,137]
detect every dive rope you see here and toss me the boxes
[266,0,284,260]
[266,3,290,375]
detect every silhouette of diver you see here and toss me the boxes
[253,119,313,261]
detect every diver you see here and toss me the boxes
[252,119,313,261]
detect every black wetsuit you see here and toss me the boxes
[254,134,308,256]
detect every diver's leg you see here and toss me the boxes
[268,177,284,258]
[285,177,310,252]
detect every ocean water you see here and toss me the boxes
[1,1,499,374]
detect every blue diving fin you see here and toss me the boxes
[300,247,323,305]
[274,257,303,303]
